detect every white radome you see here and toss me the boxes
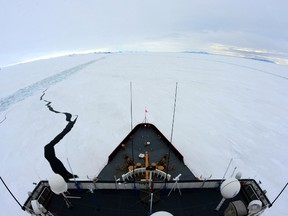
[151,211,174,216]
[48,174,68,195]
[220,177,241,199]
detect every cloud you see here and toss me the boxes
[1,0,288,65]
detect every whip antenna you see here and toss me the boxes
[271,182,288,206]
[170,82,178,143]
[0,176,24,210]
[130,82,133,131]
[166,82,178,185]
[130,82,136,187]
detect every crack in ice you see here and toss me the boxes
[0,57,106,112]
[41,89,79,182]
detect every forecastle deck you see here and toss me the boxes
[23,179,271,216]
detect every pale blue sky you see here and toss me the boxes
[1,0,287,65]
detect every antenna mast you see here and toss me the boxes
[130,82,133,131]
[170,82,178,143]
[166,82,178,185]
[129,82,136,188]
[271,182,288,206]
[0,176,24,210]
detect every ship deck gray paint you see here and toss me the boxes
[97,123,195,181]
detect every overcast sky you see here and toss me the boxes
[1,0,288,66]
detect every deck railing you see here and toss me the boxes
[23,179,271,215]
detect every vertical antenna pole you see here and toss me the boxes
[271,182,288,206]
[170,82,178,143]
[222,158,233,181]
[130,82,133,131]
[131,135,136,189]
[130,82,136,188]
[66,158,80,190]
[0,176,24,210]
[166,82,178,186]
[230,166,237,177]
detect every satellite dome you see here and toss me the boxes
[235,172,242,180]
[31,200,42,214]
[220,178,241,199]
[151,211,173,216]
[48,174,68,195]
[248,200,262,213]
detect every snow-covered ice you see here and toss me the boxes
[0,52,287,215]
